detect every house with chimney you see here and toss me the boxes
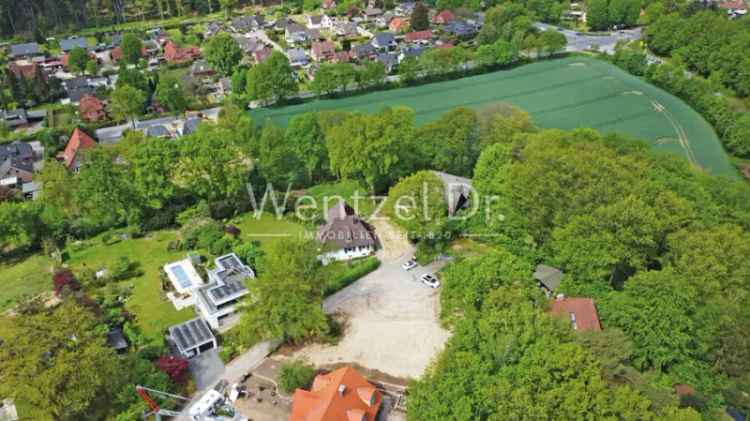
[290,366,382,421]
[316,200,377,263]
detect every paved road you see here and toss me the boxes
[534,23,642,54]
[95,107,221,144]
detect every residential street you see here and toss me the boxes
[534,23,642,54]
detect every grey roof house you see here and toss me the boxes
[433,171,473,216]
[9,42,40,58]
[372,32,397,50]
[534,264,564,293]
[287,48,309,67]
[60,36,89,52]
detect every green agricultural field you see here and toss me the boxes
[252,56,735,177]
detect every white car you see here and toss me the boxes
[421,274,440,289]
[402,258,417,271]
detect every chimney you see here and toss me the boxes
[338,384,346,396]
[556,293,565,301]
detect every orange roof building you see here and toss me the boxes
[290,366,382,421]
[58,128,97,172]
[79,95,106,122]
[549,297,602,332]
[164,41,201,64]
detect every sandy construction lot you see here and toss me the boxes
[292,222,450,380]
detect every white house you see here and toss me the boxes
[316,201,377,264]
[195,253,254,330]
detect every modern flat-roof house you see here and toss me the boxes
[317,201,377,264]
[549,296,602,332]
[195,253,253,330]
[290,366,382,421]
[168,318,217,359]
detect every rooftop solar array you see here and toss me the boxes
[169,318,215,352]
[208,278,248,303]
[216,254,243,270]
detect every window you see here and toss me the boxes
[569,313,577,330]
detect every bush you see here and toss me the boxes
[52,269,81,296]
[209,237,234,256]
[323,257,381,296]
[234,242,264,272]
[176,202,210,226]
[110,256,142,281]
[155,355,190,384]
[278,360,316,394]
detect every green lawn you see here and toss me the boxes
[251,56,736,177]
[232,211,310,246]
[65,230,194,341]
[305,181,378,219]
[0,254,55,312]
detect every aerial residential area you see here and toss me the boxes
[0,0,750,420]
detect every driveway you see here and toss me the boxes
[535,23,642,54]
[292,223,451,380]
[189,349,225,390]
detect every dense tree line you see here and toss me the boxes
[456,121,750,417]
[645,8,750,98]
[608,42,750,159]
[0,0,233,38]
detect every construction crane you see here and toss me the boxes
[136,385,191,420]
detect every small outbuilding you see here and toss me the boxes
[534,264,563,294]
[168,318,217,359]
[106,328,129,353]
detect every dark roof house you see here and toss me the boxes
[316,201,377,252]
[168,318,217,358]
[60,36,89,52]
[9,42,40,58]
[534,264,563,292]
[371,32,397,50]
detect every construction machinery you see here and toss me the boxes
[136,384,247,421]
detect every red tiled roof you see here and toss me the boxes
[405,31,433,42]
[312,41,336,59]
[436,42,453,49]
[79,95,106,122]
[290,366,382,421]
[433,10,455,24]
[719,0,746,9]
[164,41,201,64]
[58,128,97,169]
[8,62,40,79]
[254,47,273,63]
[389,17,407,32]
[549,297,602,332]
